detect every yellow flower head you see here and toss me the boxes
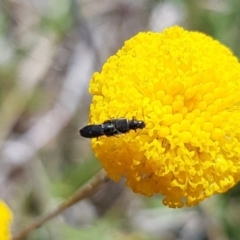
[88,26,240,208]
[0,200,12,240]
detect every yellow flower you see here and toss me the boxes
[0,200,12,240]
[88,26,240,208]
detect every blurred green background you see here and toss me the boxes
[1,0,240,239]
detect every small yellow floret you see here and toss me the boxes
[0,200,12,240]
[88,26,240,208]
